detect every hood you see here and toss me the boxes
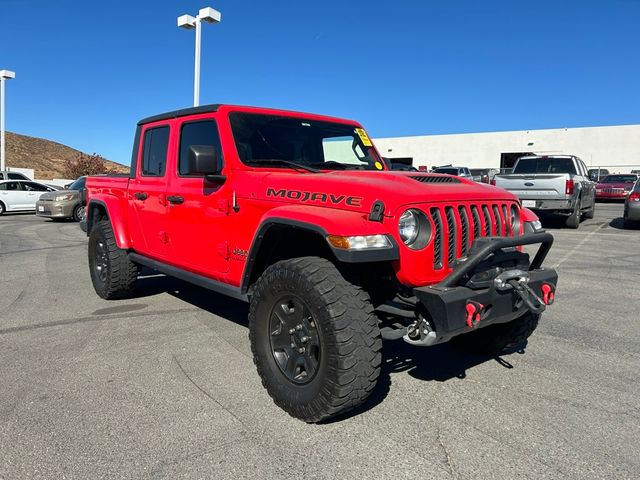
[597,182,634,189]
[239,170,518,215]
[39,190,80,201]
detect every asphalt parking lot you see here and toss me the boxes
[0,203,638,479]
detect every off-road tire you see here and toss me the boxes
[72,204,85,222]
[0,201,5,215]
[584,200,595,219]
[88,220,139,299]
[565,200,581,229]
[249,256,382,423]
[452,311,540,356]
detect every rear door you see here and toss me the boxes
[128,124,172,259]
[0,181,26,210]
[166,117,230,275]
[22,182,51,209]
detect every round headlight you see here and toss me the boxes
[399,210,419,245]
[510,205,521,234]
[398,209,431,249]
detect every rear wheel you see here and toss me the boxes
[88,220,139,299]
[0,201,5,215]
[249,257,382,423]
[452,311,540,355]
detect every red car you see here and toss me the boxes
[596,174,639,200]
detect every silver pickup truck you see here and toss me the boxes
[493,155,596,228]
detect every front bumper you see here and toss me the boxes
[406,232,558,346]
[35,200,75,218]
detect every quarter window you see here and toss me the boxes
[178,120,222,175]
[141,126,170,177]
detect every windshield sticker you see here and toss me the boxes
[355,128,373,147]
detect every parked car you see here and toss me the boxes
[630,169,640,175]
[0,180,57,215]
[588,168,610,182]
[492,155,596,228]
[431,165,472,178]
[83,104,557,423]
[35,176,87,222]
[623,179,640,228]
[0,170,31,181]
[595,174,638,201]
[470,168,499,184]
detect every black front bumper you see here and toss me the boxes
[409,232,558,345]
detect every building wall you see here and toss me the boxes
[373,124,640,171]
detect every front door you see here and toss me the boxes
[166,118,230,275]
[128,124,171,259]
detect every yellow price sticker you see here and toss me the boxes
[374,161,384,170]
[355,128,373,147]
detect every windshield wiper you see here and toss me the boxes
[244,159,320,173]
[307,161,367,170]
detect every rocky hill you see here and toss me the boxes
[4,131,128,179]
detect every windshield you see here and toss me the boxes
[600,175,638,183]
[229,113,383,171]
[513,157,576,174]
[68,177,86,190]
[432,168,459,175]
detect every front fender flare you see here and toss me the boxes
[241,205,399,293]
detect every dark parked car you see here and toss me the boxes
[623,179,640,228]
[588,168,610,182]
[470,168,499,184]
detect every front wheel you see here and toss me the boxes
[565,200,581,229]
[249,257,382,423]
[452,311,540,355]
[0,201,5,215]
[88,220,139,299]
[73,204,86,222]
[584,199,595,219]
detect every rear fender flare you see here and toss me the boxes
[87,197,131,249]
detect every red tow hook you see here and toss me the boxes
[541,283,555,305]
[465,301,484,329]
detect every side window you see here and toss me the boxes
[178,120,222,176]
[141,126,170,177]
[8,172,26,180]
[23,182,49,192]
[0,182,20,191]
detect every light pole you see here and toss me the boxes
[177,7,221,107]
[0,69,16,172]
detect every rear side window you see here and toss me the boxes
[514,158,577,174]
[178,120,222,175]
[0,182,21,191]
[8,172,27,180]
[141,126,170,177]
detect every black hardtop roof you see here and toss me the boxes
[137,104,222,125]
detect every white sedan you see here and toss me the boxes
[0,180,57,215]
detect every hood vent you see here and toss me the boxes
[410,175,460,184]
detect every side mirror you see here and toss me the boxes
[187,145,225,180]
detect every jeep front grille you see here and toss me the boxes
[428,202,519,270]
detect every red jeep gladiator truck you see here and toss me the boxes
[84,104,557,422]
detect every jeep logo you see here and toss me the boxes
[266,188,363,207]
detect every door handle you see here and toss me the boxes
[134,192,148,201]
[167,195,184,205]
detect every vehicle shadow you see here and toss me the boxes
[131,272,524,422]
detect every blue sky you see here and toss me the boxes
[1,0,639,165]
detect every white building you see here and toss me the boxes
[374,124,640,172]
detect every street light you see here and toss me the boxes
[177,7,221,107]
[0,69,16,172]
